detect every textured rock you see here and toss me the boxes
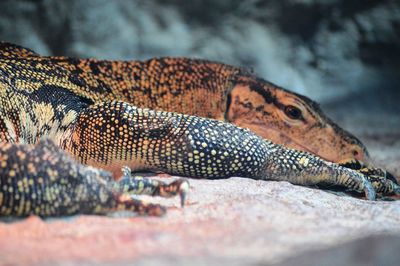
[0,0,399,101]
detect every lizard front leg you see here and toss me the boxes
[61,100,376,200]
[261,146,376,200]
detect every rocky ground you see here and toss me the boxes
[0,88,399,266]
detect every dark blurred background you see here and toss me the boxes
[0,0,399,137]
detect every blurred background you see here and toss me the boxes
[0,0,399,150]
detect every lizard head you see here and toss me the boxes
[225,75,370,163]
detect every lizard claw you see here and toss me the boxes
[176,179,190,207]
[363,179,376,201]
[153,178,190,207]
[393,183,400,195]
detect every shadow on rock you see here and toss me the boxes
[274,234,400,266]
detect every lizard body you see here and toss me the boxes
[1,42,367,163]
[0,42,398,217]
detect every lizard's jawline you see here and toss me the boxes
[242,123,334,162]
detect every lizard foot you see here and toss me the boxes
[338,159,399,197]
[360,168,400,196]
[116,166,190,207]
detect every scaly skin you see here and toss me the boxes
[63,101,377,198]
[0,42,398,217]
[55,57,369,163]
[0,110,377,217]
[0,140,185,216]
[0,42,367,163]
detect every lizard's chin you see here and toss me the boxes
[288,138,371,165]
[237,122,328,160]
[262,128,339,162]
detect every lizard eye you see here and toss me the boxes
[284,105,302,120]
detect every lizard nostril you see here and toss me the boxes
[351,147,365,161]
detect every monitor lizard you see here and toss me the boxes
[0,42,398,217]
